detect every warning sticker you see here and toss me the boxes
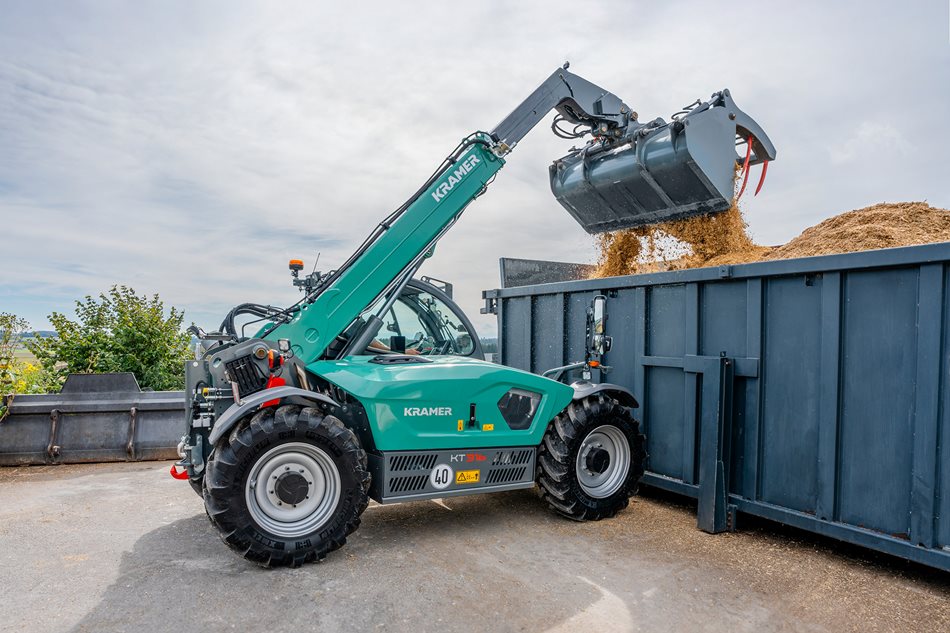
[455,469,480,484]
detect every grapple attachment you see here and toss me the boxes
[549,89,776,233]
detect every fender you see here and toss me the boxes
[570,380,639,409]
[208,387,340,445]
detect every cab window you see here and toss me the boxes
[374,289,475,356]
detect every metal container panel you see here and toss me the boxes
[760,275,822,513]
[487,242,950,570]
[0,373,184,465]
[838,269,917,536]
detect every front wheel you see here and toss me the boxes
[203,404,370,567]
[537,394,646,521]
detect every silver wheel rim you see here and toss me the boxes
[244,442,341,538]
[575,424,631,498]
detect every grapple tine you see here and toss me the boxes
[736,135,753,200]
[754,160,769,196]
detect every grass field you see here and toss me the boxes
[13,347,36,364]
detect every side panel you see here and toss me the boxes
[644,284,688,479]
[368,446,536,503]
[644,366,686,478]
[700,280,747,357]
[938,268,950,550]
[501,297,531,371]
[838,269,917,536]
[311,356,574,451]
[531,294,564,371]
[759,275,822,513]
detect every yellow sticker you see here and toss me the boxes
[457,420,464,431]
[482,424,494,432]
[455,469,480,484]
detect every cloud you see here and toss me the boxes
[0,0,948,339]
[831,120,912,165]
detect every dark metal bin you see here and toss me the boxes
[0,373,184,465]
[484,243,950,571]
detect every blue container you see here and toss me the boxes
[485,243,950,571]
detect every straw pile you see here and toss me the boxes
[591,201,950,277]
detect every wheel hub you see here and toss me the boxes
[575,424,631,499]
[585,447,611,475]
[274,471,310,505]
[244,442,341,538]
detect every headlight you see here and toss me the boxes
[497,388,541,430]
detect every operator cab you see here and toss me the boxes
[362,278,482,359]
[287,259,483,361]
[322,277,483,360]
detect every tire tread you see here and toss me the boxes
[537,394,646,521]
[203,405,369,568]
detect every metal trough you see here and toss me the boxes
[485,243,950,571]
[0,373,183,465]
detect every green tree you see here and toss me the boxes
[27,286,191,391]
[1,312,30,395]
[1,313,55,419]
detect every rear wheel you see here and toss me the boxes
[537,394,645,521]
[203,404,370,567]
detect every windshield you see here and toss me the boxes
[364,287,475,356]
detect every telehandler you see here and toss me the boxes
[174,64,775,567]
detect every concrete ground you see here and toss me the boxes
[0,462,947,633]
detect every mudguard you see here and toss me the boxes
[207,387,339,445]
[570,381,639,409]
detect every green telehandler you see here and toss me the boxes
[174,64,776,567]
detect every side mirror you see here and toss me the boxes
[588,295,611,357]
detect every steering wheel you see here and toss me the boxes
[435,339,452,355]
[407,333,435,355]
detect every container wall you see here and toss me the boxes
[489,243,950,570]
[939,268,950,550]
[838,269,917,536]
[759,275,822,514]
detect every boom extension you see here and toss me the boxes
[491,63,635,150]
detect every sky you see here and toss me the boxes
[1,1,948,336]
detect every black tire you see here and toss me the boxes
[188,474,204,497]
[537,394,646,521]
[203,404,370,567]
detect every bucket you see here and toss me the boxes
[549,90,775,233]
